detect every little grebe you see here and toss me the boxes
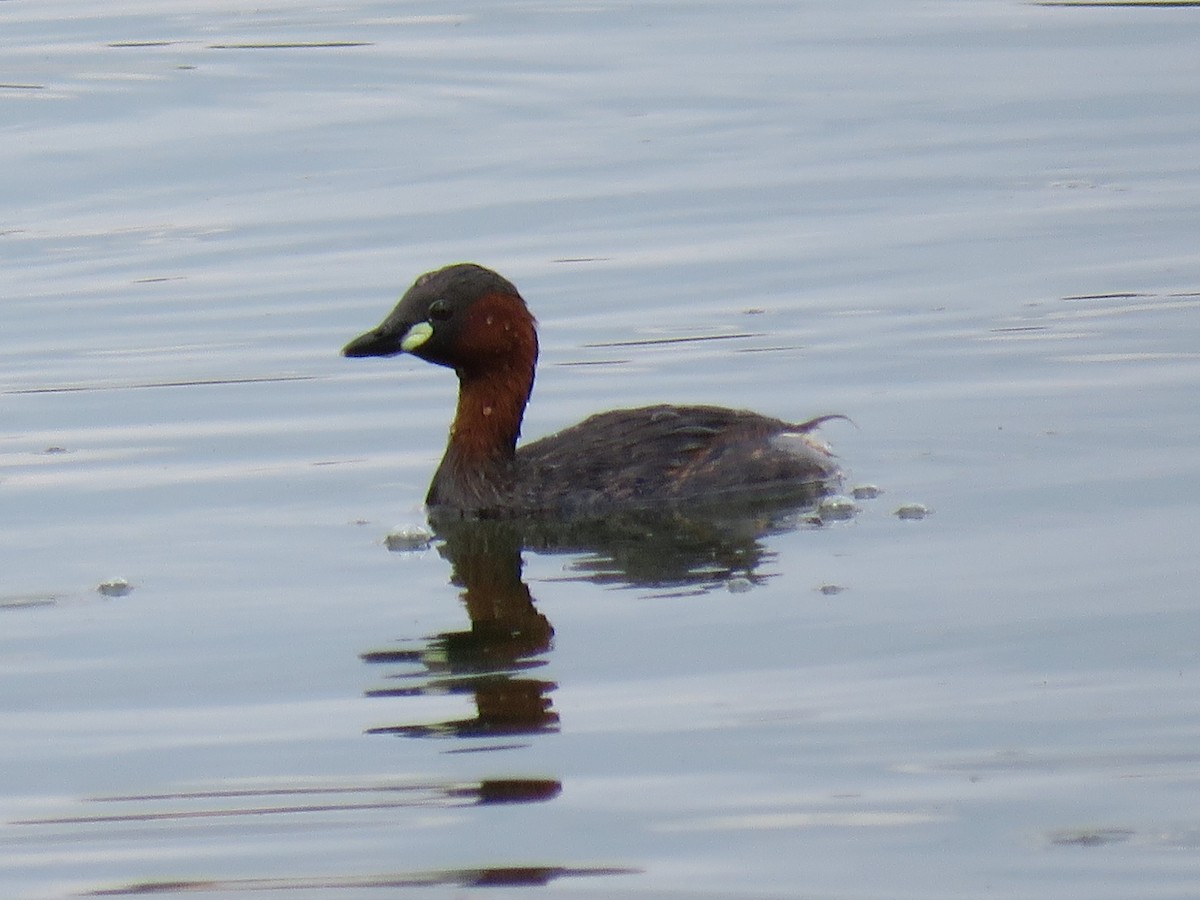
[343,263,841,517]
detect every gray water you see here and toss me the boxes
[4,1,1200,898]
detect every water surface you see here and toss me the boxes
[3,1,1200,898]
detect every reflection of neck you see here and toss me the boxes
[441,519,557,734]
[428,361,534,509]
[438,518,554,652]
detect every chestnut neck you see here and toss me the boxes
[427,302,538,509]
[449,360,533,463]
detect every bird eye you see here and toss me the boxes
[428,298,453,321]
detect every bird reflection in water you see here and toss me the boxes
[359,487,836,742]
[362,518,558,740]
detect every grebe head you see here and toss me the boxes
[342,263,537,379]
[343,264,540,503]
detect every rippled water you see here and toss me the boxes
[4,2,1200,898]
